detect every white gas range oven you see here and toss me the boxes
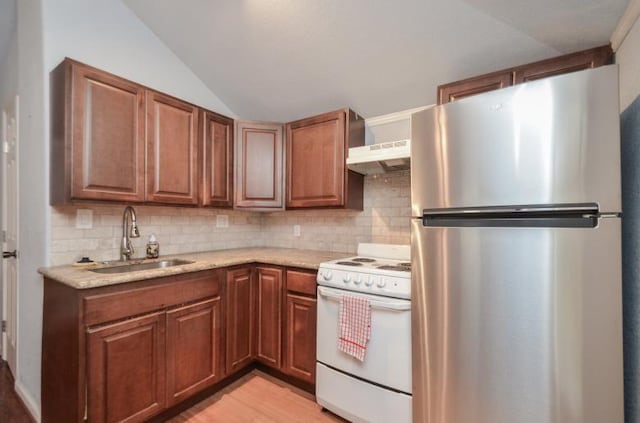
[315,243,412,423]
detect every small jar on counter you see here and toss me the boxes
[146,234,159,259]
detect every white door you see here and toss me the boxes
[2,95,18,376]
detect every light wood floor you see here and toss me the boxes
[167,371,347,423]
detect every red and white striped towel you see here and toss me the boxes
[338,295,371,361]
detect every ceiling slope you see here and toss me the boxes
[123,0,627,121]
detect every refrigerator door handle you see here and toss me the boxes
[422,204,601,228]
[422,203,599,216]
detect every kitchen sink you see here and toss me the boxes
[89,259,195,274]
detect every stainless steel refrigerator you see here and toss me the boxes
[410,65,623,423]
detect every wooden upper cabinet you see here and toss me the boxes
[235,121,284,210]
[512,45,613,83]
[146,91,199,205]
[51,58,236,208]
[202,111,234,207]
[438,71,513,104]
[437,45,613,104]
[50,59,146,203]
[286,109,364,209]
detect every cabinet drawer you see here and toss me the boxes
[83,270,220,326]
[286,270,317,296]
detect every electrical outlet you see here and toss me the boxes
[75,209,93,229]
[216,215,229,228]
[293,225,301,237]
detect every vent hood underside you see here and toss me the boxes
[347,139,411,175]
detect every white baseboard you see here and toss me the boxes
[14,379,41,423]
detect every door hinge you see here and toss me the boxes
[2,141,8,154]
[1,320,6,333]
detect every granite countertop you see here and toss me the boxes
[38,247,346,289]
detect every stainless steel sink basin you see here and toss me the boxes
[90,259,194,274]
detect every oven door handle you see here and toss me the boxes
[317,286,411,311]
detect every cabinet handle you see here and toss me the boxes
[317,287,411,311]
[2,250,17,259]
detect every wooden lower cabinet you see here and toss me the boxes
[225,266,255,373]
[87,312,166,423]
[255,266,283,368]
[283,270,317,384]
[42,270,222,423]
[284,293,317,384]
[166,297,224,406]
[42,264,319,423]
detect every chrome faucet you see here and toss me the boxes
[120,206,140,261]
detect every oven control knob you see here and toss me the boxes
[353,275,362,285]
[322,270,333,281]
[377,278,387,288]
[343,274,351,283]
[364,277,374,287]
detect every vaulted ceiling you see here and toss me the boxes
[107,1,631,121]
[0,1,630,121]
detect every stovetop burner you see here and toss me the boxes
[318,244,411,299]
[377,265,411,272]
[336,261,363,266]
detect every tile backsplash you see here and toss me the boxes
[49,171,411,266]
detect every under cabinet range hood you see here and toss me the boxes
[347,139,411,175]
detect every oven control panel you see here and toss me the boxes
[317,267,411,299]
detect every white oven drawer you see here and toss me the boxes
[317,362,412,423]
[316,286,412,394]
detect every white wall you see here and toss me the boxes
[15,0,46,420]
[8,1,240,420]
[617,11,640,111]
[42,0,235,116]
[0,1,17,365]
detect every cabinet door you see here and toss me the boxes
[286,109,364,209]
[437,71,513,104]
[225,267,255,374]
[255,266,283,368]
[202,111,234,207]
[513,45,613,83]
[235,121,284,209]
[283,293,317,384]
[166,297,224,406]
[60,62,146,202]
[286,110,345,208]
[146,91,199,205]
[87,312,165,423]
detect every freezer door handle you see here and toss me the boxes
[422,202,599,216]
[317,287,411,311]
[422,203,602,228]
